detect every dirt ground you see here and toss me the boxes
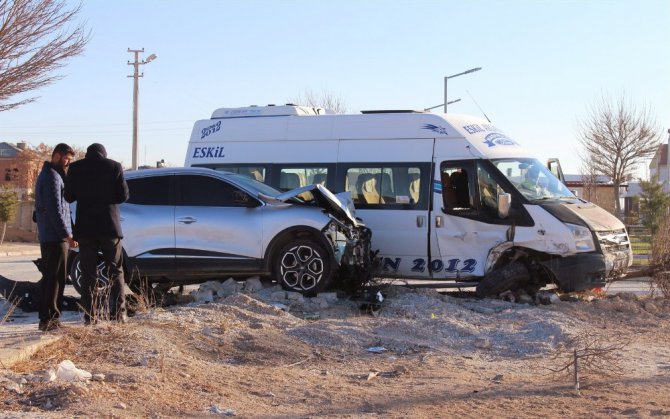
[1,284,670,418]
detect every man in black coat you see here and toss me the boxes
[65,143,129,324]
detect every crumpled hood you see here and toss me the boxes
[258,184,359,227]
[540,199,625,232]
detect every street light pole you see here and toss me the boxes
[443,67,482,113]
[127,48,157,170]
[424,99,461,112]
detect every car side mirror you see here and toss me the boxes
[498,192,511,219]
[233,190,259,207]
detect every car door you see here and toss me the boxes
[174,173,265,275]
[122,174,175,276]
[430,159,513,279]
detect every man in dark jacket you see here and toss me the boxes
[65,143,129,324]
[35,143,77,331]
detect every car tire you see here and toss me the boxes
[475,262,529,298]
[274,238,333,295]
[69,252,111,296]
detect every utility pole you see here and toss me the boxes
[127,48,157,170]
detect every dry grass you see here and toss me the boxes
[0,283,21,325]
[2,289,670,417]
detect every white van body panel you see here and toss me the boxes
[433,212,507,278]
[339,138,433,278]
[517,205,576,255]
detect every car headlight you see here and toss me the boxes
[566,223,595,252]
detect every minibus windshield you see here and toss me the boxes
[492,158,575,201]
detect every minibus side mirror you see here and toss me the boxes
[498,193,511,219]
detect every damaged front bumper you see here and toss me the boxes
[540,252,609,292]
[541,228,632,293]
[323,218,375,289]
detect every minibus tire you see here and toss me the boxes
[274,238,333,295]
[475,262,529,298]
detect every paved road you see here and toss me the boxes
[393,276,656,297]
[0,255,79,297]
[607,276,656,297]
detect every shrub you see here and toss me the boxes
[651,217,670,298]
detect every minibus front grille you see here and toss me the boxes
[596,229,631,253]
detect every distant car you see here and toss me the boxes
[69,167,372,295]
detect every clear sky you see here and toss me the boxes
[0,0,668,177]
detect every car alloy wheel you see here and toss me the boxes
[70,253,110,296]
[276,238,331,294]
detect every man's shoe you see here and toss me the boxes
[40,320,61,332]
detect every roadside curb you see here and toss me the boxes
[0,250,41,258]
[0,313,78,370]
[0,331,62,369]
[0,245,41,258]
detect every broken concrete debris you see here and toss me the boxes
[536,291,562,305]
[188,277,359,318]
[52,360,92,382]
[210,406,235,416]
[244,276,263,293]
[191,278,244,302]
[1,379,22,395]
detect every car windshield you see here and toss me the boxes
[227,173,282,197]
[492,158,575,201]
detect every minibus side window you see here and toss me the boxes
[441,165,474,212]
[194,164,268,183]
[278,167,329,202]
[278,167,329,190]
[441,160,527,225]
[344,166,422,208]
[477,163,503,219]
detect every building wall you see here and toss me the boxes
[572,186,618,214]
[649,141,670,194]
[0,155,42,195]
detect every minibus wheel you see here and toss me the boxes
[274,238,333,295]
[475,262,529,298]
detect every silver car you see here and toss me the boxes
[69,167,372,295]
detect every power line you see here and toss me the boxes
[0,120,193,129]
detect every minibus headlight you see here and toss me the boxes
[566,223,595,252]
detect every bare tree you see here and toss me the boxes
[0,0,89,112]
[579,161,600,205]
[289,89,348,114]
[548,330,632,390]
[578,94,661,216]
[16,142,85,193]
